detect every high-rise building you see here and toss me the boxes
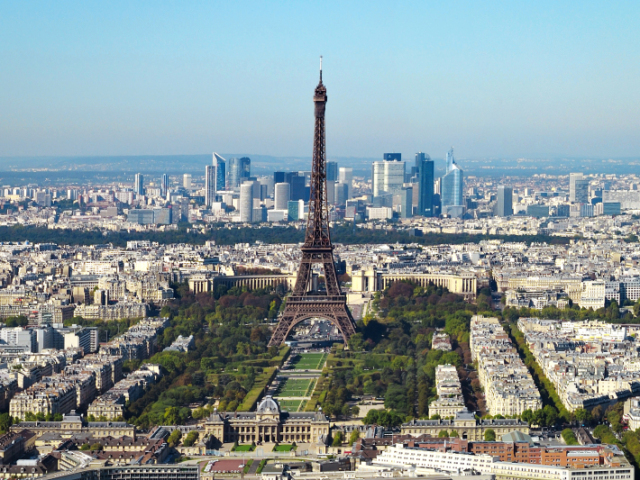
[134,173,144,196]
[570,173,589,203]
[335,183,349,206]
[338,167,353,199]
[326,181,336,206]
[239,182,254,222]
[285,172,308,201]
[441,148,464,216]
[205,165,216,207]
[287,199,304,221]
[372,154,405,198]
[183,174,192,190]
[228,157,251,188]
[274,171,286,184]
[274,182,290,210]
[495,185,513,217]
[161,174,169,196]
[326,162,338,182]
[397,187,413,219]
[416,152,434,217]
[213,153,226,190]
[258,176,275,198]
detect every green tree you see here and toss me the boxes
[521,409,533,426]
[532,409,545,427]
[167,429,182,447]
[0,413,12,433]
[183,431,200,447]
[332,431,343,446]
[349,429,360,445]
[484,429,496,441]
[543,405,558,427]
[561,428,579,445]
[438,430,449,438]
[574,408,591,424]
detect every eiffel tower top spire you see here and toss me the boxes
[308,57,330,248]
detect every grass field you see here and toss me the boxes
[273,444,296,452]
[275,378,314,397]
[291,353,327,370]
[277,399,303,411]
[232,444,254,452]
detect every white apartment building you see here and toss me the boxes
[368,444,634,480]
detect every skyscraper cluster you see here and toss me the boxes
[371,148,464,219]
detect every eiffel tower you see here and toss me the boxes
[268,59,356,348]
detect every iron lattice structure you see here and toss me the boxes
[268,64,356,347]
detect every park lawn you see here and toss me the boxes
[277,399,302,411]
[273,444,296,452]
[291,353,327,370]
[232,444,254,452]
[277,378,314,397]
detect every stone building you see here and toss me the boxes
[401,411,530,441]
[203,396,329,445]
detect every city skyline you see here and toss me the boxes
[1,2,639,159]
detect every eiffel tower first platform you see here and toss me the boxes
[268,60,356,348]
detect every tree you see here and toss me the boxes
[0,413,12,434]
[574,408,591,425]
[543,405,558,427]
[561,428,579,445]
[484,429,496,441]
[521,409,533,427]
[592,405,604,422]
[532,409,545,427]
[332,431,343,446]
[183,431,200,447]
[167,429,182,447]
[438,430,449,438]
[349,429,360,445]
[90,443,104,451]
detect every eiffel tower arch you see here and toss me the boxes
[268,59,356,348]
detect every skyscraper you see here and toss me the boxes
[213,153,227,190]
[416,152,434,217]
[183,173,192,190]
[441,148,464,217]
[273,171,286,184]
[495,185,513,217]
[372,154,405,198]
[274,182,290,210]
[134,173,144,196]
[239,181,254,222]
[205,165,216,207]
[570,172,589,203]
[326,162,338,182]
[338,167,353,199]
[285,172,308,201]
[398,187,413,219]
[228,157,251,188]
[161,174,169,196]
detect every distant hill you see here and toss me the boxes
[0,155,638,184]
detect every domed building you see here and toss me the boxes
[204,396,330,448]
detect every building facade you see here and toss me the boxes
[203,396,329,445]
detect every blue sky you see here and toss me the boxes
[0,1,639,159]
